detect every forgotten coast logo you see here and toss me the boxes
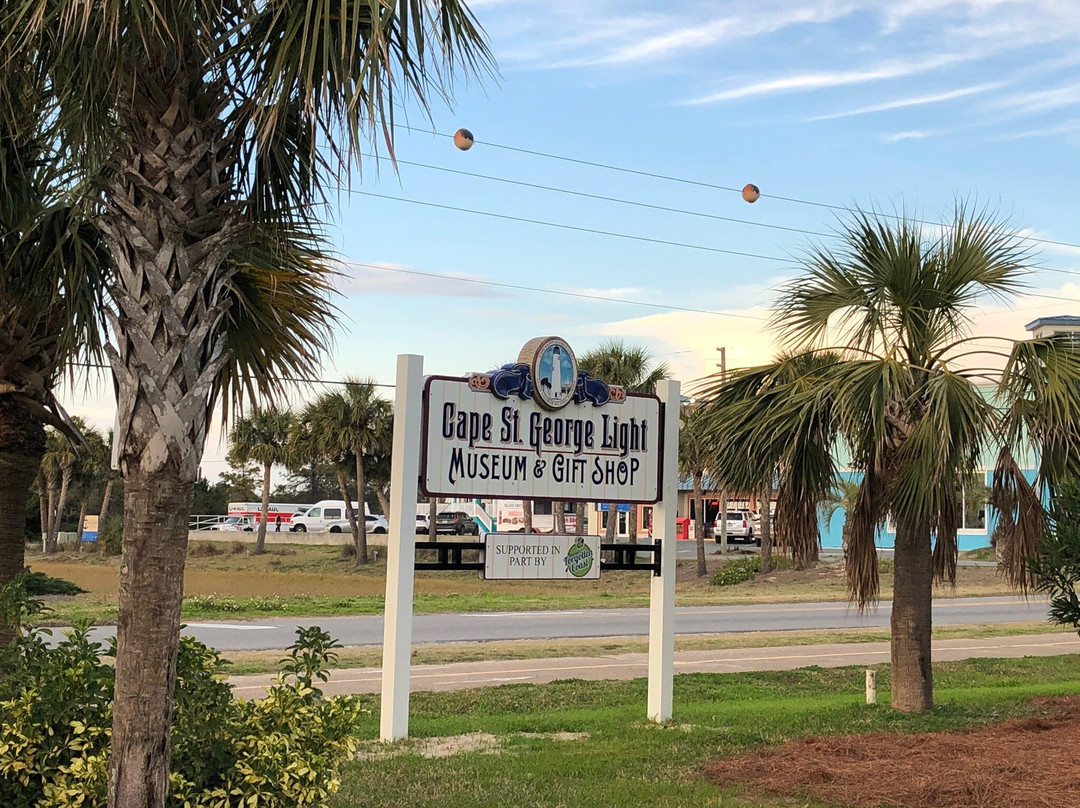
[563,537,594,578]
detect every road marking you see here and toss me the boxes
[185,623,276,631]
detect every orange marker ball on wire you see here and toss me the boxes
[453,128,475,151]
[742,183,760,203]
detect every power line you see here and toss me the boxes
[347,193,1080,303]
[398,124,1080,252]
[366,153,836,241]
[350,190,789,264]
[346,261,767,320]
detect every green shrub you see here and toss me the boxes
[0,578,363,808]
[711,556,761,587]
[96,516,123,557]
[22,571,86,597]
[877,557,895,575]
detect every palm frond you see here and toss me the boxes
[213,221,338,422]
[991,446,1044,592]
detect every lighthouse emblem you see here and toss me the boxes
[520,336,578,411]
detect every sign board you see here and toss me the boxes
[82,515,99,542]
[484,533,600,580]
[421,336,663,504]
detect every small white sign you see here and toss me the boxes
[421,377,663,503]
[484,533,601,580]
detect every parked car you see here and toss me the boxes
[714,510,759,545]
[290,500,363,533]
[435,510,480,535]
[210,515,255,532]
[327,514,389,534]
[415,513,431,534]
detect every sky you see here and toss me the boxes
[62,0,1080,480]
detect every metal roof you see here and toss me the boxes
[1024,315,1080,331]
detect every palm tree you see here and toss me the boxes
[38,429,77,553]
[0,22,108,585]
[228,406,294,554]
[823,479,861,556]
[73,425,109,544]
[96,431,119,531]
[679,402,711,577]
[11,2,490,799]
[305,380,393,564]
[580,340,670,543]
[700,207,1080,713]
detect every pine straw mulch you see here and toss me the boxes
[705,696,1080,808]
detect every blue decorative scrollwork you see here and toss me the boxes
[573,371,611,406]
[489,363,535,400]
[487,365,612,406]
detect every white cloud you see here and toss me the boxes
[807,82,1002,121]
[684,53,965,105]
[881,128,940,142]
[555,1,857,68]
[989,83,1080,116]
[339,262,515,298]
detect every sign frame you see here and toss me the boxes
[418,374,667,505]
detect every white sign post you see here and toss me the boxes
[648,378,680,723]
[380,354,424,742]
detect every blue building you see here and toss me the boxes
[681,313,1074,552]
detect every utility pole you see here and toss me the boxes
[716,347,728,555]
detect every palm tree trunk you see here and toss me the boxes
[718,493,728,554]
[376,489,391,521]
[354,452,368,564]
[50,465,73,551]
[523,500,533,533]
[694,473,707,577]
[554,503,566,534]
[255,460,271,554]
[98,475,115,528]
[575,502,586,536]
[0,400,46,616]
[337,473,356,541]
[890,516,934,713]
[428,498,438,543]
[109,467,193,807]
[99,81,238,808]
[76,501,88,546]
[38,478,48,554]
[604,504,618,541]
[45,481,58,553]
[760,483,774,574]
[628,505,638,544]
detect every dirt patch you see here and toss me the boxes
[705,696,1080,808]
[357,731,589,761]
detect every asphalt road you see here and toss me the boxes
[85,596,1051,651]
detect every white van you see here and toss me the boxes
[290,500,369,533]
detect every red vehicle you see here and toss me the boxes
[226,502,305,525]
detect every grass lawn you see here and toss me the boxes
[27,541,1019,624]
[220,621,1071,675]
[334,655,1080,808]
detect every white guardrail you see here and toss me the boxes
[189,515,232,530]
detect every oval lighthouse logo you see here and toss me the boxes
[519,336,577,411]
